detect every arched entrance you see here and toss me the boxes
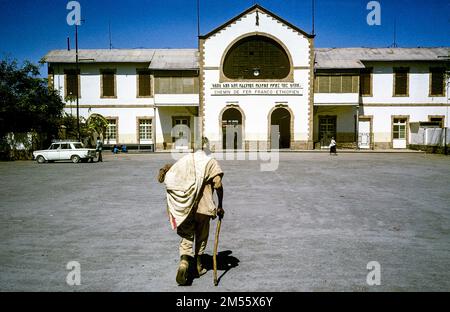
[221,107,243,150]
[270,107,291,149]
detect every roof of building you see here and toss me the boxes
[199,4,315,40]
[43,49,199,70]
[44,47,448,70]
[315,47,449,69]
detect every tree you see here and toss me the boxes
[0,58,65,159]
[86,113,109,142]
[58,113,109,148]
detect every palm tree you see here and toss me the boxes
[85,113,109,146]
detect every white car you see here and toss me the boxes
[33,141,96,164]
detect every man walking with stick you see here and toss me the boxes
[158,138,224,286]
[95,136,103,162]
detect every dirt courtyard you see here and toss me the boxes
[0,152,449,291]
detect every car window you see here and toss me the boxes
[73,143,83,149]
[50,144,60,150]
[61,143,71,149]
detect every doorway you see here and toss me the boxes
[172,117,190,149]
[222,108,243,150]
[392,117,407,149]
[358,118,372,149]
[270,107,291,149]
[319,116,337,148]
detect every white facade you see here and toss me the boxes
[200,8,314,149]
[44,5,449,151]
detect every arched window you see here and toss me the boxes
[223,35,291,80]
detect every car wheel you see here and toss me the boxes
[36,155,45,164]
[71,155,80,163]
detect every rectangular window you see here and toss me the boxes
[314,74,358,93]
[393,118,407,139]
[106,119,117,140]
[65,69,80,98]
[316,75,330,93]
[154,76,199,94]
[138,70,152,97]
[430,68,445,96]
[101,69,116,98]
[330,76,341,93]
[360,68,372,96]
[394,68,409,96]
[341,75,354,93]
[429,117,444,128]
[139,119,152,140]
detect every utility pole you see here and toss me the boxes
[197,0,200,39]
[445,72,449,155]
[312,0,315,35]
[75,24,80,141]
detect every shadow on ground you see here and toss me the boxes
[183,250,239,286]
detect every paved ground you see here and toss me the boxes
[0,152,449,291]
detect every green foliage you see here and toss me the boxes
[86,113,109,138]
[58,112,108,148]
[0,58,65,158]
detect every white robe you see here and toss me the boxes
[164,150,213,229]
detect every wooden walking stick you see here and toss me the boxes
[213,217,222,286]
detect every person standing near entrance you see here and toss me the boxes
[96,136,103,162]
[158,138,224,286]
[329,137,337,156]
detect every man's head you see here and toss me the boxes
[157,163,173,183]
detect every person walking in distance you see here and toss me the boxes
[96,136,103,162]
[158,138,224,286]
[329,137,337,156]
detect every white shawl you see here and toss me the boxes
[164,150,212,229]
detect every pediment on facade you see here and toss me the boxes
[199,4,314,40]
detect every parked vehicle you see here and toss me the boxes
[33,141,96,164]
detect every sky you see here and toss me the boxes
[0,0,449,75]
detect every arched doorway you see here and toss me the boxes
[221,108,243,150]
[270,107,291,149]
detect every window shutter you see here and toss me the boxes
[139,72,151,96]
[318,76,330,93]
[102,71,115,97]
[314,76,319,93]
[182,77,194,93]
[394,69,408,95]
[341,76,353,93]
[360,70,371,95]
[66,70,79,97]
[172,77,183,94]
[352,75,359,93]
[330,76,341,93]
[431,69,444,96]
